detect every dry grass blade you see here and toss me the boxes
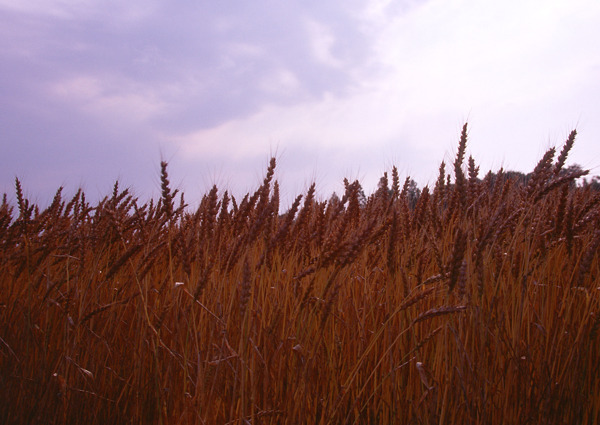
[239,258,252,318]
[105,243,143,280]
[574,230,600,287]
[448,229,468,291]
[412,305,467,325]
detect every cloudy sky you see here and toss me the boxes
[2,0,600,207]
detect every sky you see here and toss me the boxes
[1,0,600,207]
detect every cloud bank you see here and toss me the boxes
[1,0,599,205]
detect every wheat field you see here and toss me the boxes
[1,124,599,424]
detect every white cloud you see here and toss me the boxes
[356,0,600,164]
[0,0,83,18]
[49,76,167,124]
[171,0,600,191]
[0,0,158,23]
[305,18,344,67]
[380,0,599,100]
[3,0,600,203]
[175,89,396,158]
[259,68,301,97]
[216,41,266,72]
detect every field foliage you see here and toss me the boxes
[1,125,599,424]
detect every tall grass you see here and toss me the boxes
[1,124,599,424]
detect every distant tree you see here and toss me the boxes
[560,164,585,175]
[328,191,340,207]
[377,173,389,194]
[357,185,367,206]
[583,175,600,191]
[504,170,528,184]
[482,163,590,193]
[405,178,421,209]
[338,179,368,208]
[373,172,393,201]
[559,164,588,187]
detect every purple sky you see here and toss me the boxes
[2,0,600,207]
